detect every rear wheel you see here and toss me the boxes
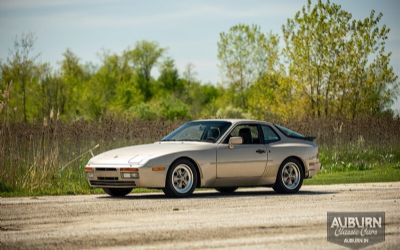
[273,158,303,194]
[163,159,198,198]
[215,187,238,194]
[103,187,133,197]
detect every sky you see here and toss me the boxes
[0,0,399,111]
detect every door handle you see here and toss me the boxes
[256,149,266,154]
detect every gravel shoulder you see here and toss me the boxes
[1,182,400,249]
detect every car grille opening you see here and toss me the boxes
[90,180,136,187]
[95,168,117,171]
[97,177,118,180]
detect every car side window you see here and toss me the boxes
[224,124,261,144]
[261,125,280,143]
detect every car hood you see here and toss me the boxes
[88,141,215,165]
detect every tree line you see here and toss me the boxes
[0,0,398,123]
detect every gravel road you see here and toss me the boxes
[1,182,399,249]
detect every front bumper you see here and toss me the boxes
[86,167,139,188]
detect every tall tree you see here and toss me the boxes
[60,49,88,119]
[158,57,181,93]
[218,24,279,107]
[128,41,164,100]
[37,63,64,121]
[1,33,38,122]
[107,53,143,115]
[245,34,290,120]
[346,11,398,118]
[283,0,398,118]
[182,63,197,86]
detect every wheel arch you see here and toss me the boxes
[168,156,202,188]
[281,156,306,177]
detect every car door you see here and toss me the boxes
[260,124,281,177]
[216,124,268,178]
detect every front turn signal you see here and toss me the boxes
[84,166,93,173]
[152,166,165,171]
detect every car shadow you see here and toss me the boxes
[97,189,336,200]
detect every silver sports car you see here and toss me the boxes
[85,119,321,197]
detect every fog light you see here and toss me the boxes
[121,172,139,179]
[87,173,94,178]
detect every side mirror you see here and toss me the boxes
[228,136,243,149]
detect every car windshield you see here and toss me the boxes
[162,121,232,143]
[274,124,305,139]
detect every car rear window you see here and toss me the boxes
[261,125,280,143]
[274,124,305,139]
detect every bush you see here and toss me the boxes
[131,103,158,120]
[159,96,190,120]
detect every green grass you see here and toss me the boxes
[303,145,400,185]
[1,145,400,197]
[304,166,400,185]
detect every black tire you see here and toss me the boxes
[163,159,198,198]
[215,187,238,194]
[273,158,304,194]
[103,187,133,197]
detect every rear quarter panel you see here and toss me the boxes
[264,139,317,182]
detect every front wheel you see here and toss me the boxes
[103,187,133,197]
[273,158,303,194]
[163,159,198,198]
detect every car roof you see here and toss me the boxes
[192,118,274,126]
